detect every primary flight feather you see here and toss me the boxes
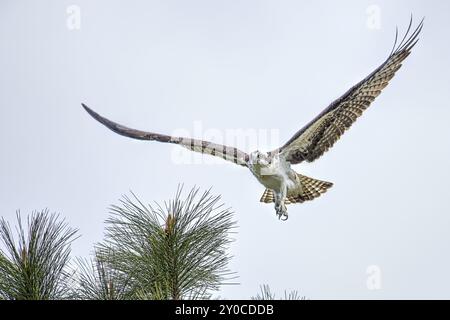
[83,18,423,220]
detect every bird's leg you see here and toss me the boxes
[275,202,287,220]
[274,185,288,221]
[276,201,288,220]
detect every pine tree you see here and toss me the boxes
[0,210,78,300]
[85,186,237,300]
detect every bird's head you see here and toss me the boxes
[249,150,271,167]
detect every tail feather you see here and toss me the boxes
[291,174,333,203]
[260,173,333,205]
[260,188,275,203]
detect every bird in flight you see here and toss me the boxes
[83,18,423,221]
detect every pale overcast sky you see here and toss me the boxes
[1,0,449,299]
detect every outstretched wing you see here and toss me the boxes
[275,18,423,165]
[82,104,249,167]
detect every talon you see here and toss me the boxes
[276,209,282,219]
[275,200,288,221]
[275,206,288,221]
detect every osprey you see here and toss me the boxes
[82,19,423,220]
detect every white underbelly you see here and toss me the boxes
[258,174,283,190]
[256,168,297,192]
[250,155,298,192]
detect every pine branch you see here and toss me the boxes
[252,284,306,300]
[0,210,78,300]
[96,186,237,300]
[73,249,133,300]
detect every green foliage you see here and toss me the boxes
[0,210,78,300]
[96,186,237,300]
[74,249,133,300]
[0,189,304,300]
[252,284,306,300]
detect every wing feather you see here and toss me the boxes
[276,18,423,164]
[82,104,249,167]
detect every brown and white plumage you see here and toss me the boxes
[82,104,250,167]
[82,19,423,220]
[275,18,423,165]
[260,174,333,204]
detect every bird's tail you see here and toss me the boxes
[260,174,333,204]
